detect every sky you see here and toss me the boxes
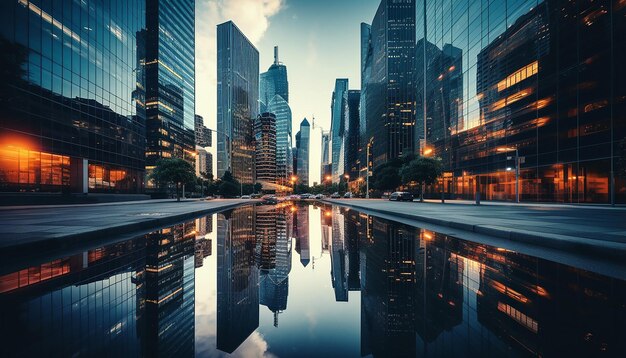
[196,0,380,184]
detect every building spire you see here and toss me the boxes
[274,46,279,65]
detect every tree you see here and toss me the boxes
[217,171,241,197]
[400,157,443,202]
[372,165,401,192]
[149,158,196,201]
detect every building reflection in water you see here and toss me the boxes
[216,206,259,353]
[256,204,293,327]
[294,204,311,267]
[349,210,626,357]
[0,221,196,357]
[1,204,625,357]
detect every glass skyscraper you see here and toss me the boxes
[0,0,146,194]
[346,90,361,180]
[260,46,292,188]
[363,0,416,169]
[417,0,626,204]
[217,21,259,184]
[254,112,277,184]
[144,0,195,187]
[330,79,348,183]
[297,118,310,186]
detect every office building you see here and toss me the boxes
[364,0,416,168]
[346,90,361,181]
[330,79,348,183]
[296,118,310,186]
[145,0,196,187]
[217,21,259,184]
[359,23,372,179]
[321,131,332,181]
[194,114,212,148]
[260,47,292,187]
[0,0,146,194]
[417,0,625,204]
[254,112,277,185]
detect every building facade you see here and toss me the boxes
[217,21,259,184]
[364,0,416,169]
[330,79,349,183]
[0,0,146,194]
[346,90,361,181]
[254,112,277,185]
[260,48,292,188]
[418,0,626,204]
[194,114,212,148]
[145,0,196,187]
[296,119,310,186]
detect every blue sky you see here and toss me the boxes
[196,0,380,182]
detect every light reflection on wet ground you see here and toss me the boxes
[1,202,625,357]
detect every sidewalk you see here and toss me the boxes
[326,198,626,260]
[0,199,254,252]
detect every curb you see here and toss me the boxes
[324,199,626,261]
[0,201,248,256]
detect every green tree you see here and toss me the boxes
[217,171,241,197]
[400,156,443,202]
[372,165,401,192]
[149,158,196,201]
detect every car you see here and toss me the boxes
[250,193,262,199]
[300,193,310,199]
[314,194,325,199]
[389,192,414,202]
[290,194,300,200]
[343,192,353,198]
[330,192,341,198]
[261,195,278,205]
[240,195,251,199]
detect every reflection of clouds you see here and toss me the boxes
[197,331,276,358]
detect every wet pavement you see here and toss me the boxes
[0,202,624,357]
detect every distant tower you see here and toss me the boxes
[297,119,311,186]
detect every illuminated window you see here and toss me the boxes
[497,61,538,92]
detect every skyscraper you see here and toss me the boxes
[365,0,416,168]
[217,21,259,184]
[297,118,310,186]
[360,23,372,180]
[330,79,349,183]
[260,47,292,188]
[321,131,332,181]
[145,0,196,185]
[194,115,212,148]
[346,90,361,181]
[254,112,277,186]
[0,0,146,194]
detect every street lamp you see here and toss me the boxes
[497,146,520,203]
[290,175,297,193]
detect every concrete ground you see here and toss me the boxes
[326,198,626,259]
[0,199,253,251]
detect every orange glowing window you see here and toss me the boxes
[0,146,70,187]
[497,61,538,92]
[0,259,71,293]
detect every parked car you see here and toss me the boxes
[300,193,311,199]
[389,192,414,201]
[290,194,301,200]
[314,194,325,199]
[330,192,341,198]
[343,192,353,198]
[261,195,278,205]
[250,193,262,199]
[240,195,251,199]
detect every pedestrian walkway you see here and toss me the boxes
[0,199,253,251]
[327,198,626,260]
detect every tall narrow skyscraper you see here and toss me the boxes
[217,21,259,184]
[254,113,277,186]
[365,0,416,168]
[296,119,310,186]
[330,79,349,183]
[145,0,196,186]
[346,90,361,181]
[260,46,292,188]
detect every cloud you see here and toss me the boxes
[195,0,285,120]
